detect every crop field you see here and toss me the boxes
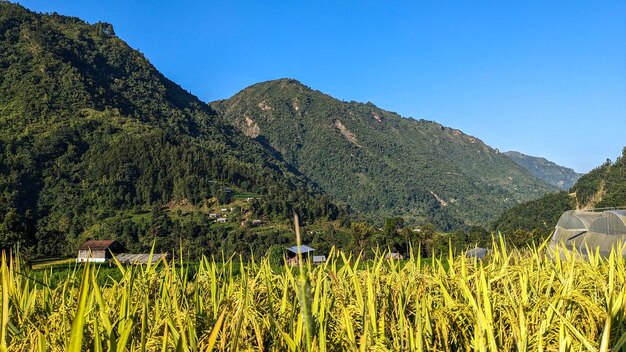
[1,240,625,351]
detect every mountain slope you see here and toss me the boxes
[212,79,556,229]
[570,150,626,210]
[503,151,582,189]
[493,147,626,233]
[0,4,339,256]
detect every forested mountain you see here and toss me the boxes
[212,79,556,230]
[0,3,341,257]
[493,147,626,237]
[503,151,582,189]
[570,149,626,210]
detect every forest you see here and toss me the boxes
[1,2,623,262]
[0,3,340,259]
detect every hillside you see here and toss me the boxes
[503,151,582,189]
[0,3,341,257]
[212,79,556,229]
[570,149,626,209]
[493,147,626,234]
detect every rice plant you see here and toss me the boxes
[0,239,625,351]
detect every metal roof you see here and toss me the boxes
[287,245,315,254]
[384,252,404,260]
[114,253,169,264]
[312,255,326,262]
[78,240,120,251]
[466,247,488,259]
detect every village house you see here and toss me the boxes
[77,240,168,264]
[77,240,124,263]
[216,217,227,223]
[286,245,315,265]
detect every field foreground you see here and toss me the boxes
[1,243,626,351]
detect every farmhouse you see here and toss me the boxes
[77,240,124,263]
[286,245,315,265]
[77,240,169,264]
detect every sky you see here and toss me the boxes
[17,1,626,173]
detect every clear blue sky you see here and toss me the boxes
[17,1,626,173]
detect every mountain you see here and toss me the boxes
[570,150,626,210]
[212,79,557,230]
[0,3,341,257]
[503,151,582,190]
[493,147,626,234]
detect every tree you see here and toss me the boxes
[146,205,173,250]
[265,245,285,267]
[467,226,489,247]
[383,217,404,236]
[507,229,530,248]
[416,224,437,257]
[450,229,468,252]
[349,222,373,258]
[0,208,30,250]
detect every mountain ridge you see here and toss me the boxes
[503,151,582,190]
[212,78,557,229]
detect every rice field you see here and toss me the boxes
[1,239,626,351]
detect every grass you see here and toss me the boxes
[30,258,76,270]
[1,239,626,350]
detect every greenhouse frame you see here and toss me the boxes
[550,209,626,257]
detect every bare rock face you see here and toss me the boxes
[241,116,260,138]
[334,120,359,147]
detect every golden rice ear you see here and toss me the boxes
[3,236,625,350]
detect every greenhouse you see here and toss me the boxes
[550,209,626,257]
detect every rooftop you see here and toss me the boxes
[78,240,120,251]
[287,245,315,254]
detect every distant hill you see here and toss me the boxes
[493,147,626,233]
[0,3,340,257]
[212,79,556,230]
[570,150,626,210]
[503,151,582,189]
